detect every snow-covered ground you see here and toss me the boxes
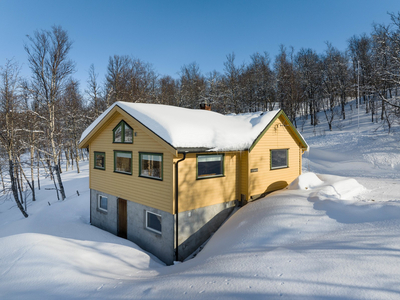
[1,101,399,299]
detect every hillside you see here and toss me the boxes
[0,100,399,299]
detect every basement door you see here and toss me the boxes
[117,198,127,239]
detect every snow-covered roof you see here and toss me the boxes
[80,102,304,152]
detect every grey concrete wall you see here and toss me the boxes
[126,201,175,265]
[177,200,237,261]
[90,188,175,265]
[90,188,237,265]
[90,189,118,235]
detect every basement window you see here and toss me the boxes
[271,149,288,169]
[98,195,108,212]
[146,211,162,234]
[197,154,224,179]
[113,120,133,143]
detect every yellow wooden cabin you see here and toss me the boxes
[79,101,308,265]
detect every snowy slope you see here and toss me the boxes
[302,101,400,179]
[1,100,400,299]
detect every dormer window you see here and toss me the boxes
[113,120,133,143]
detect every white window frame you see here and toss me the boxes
[145,211,162,234]
[98,195,108,212]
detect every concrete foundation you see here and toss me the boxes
[90,190,118,236]
[126,201,175,265]
[177,200,237,261]
[90,189,237,265]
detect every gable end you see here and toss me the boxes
[248,110,308,153]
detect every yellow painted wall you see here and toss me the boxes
[87,107,304,214]
[248,115,302,198]
[240,151,249,201]
[174,152,241,212]
[89,110,174,214]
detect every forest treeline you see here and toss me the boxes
[1,12,400,217]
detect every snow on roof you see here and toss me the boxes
[80,101,282,151]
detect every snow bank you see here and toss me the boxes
[309,175,366,201]
[287,172,323,190]
[80,102,285,151]
[288,172,365,201]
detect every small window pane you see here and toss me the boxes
[271,149,288,169]
[198,155,223,178]
[115,152,132,174]
[146,211,162,233]
[94,152,105,169]
[124,125,133,143]
[114,125,122,143]
[140,153,162,179]
[98,195,108,211]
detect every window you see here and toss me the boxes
[197,154,224,179]
[113,120,133,143]
[98,195,108,211]
[94,152,105,170]
[114,151,132,174]
[139,153,163,180]
[146,211,162,234]
[271,149,288,169]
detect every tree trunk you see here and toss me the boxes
[54,165,66,200]
[70,148,74,170]
[49,104,59,168]
[58,155,62,174]
[371,97,375,122]
[9,160,28,218]
[16,167,24,204]
[0,163,5,193]
[341,94,346,120]
[16,156,35,202]
[36,151,41,190]
[65,149,70,171]
[30,145,35,200]
[75,141,80,174]
[46,158,54,180]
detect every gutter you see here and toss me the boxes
[175,152,186,262]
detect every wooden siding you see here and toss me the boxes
[89,110,174,214]
[174,152,241,212]
[248,115,302,197]
[240,151,249,201]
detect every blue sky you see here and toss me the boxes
[0,0,399,92]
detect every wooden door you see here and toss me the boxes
[118,198,127,239]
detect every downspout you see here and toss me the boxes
[175,152,186,262]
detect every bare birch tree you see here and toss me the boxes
[0,59,28,217]
[25,25,75,167]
